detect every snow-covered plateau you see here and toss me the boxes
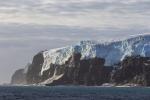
[41,34,150,75]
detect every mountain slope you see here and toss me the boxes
[41,34,150,75]
[11,34,150,86]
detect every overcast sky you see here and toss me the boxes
[0,0,150,84]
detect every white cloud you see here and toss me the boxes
[0,0,150,83]
[0,0,150,29]
[0,0,150,27]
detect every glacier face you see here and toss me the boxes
[41,34,150,75]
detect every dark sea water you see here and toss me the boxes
[0,86,150,100]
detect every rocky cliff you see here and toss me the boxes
[11,69,26,84]
[112,56,150,86]
[11,34,150,86]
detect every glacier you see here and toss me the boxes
[41,34,150,75]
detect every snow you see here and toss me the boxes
[40,68,64,85]
[41,34,150,75]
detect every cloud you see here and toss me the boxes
[0,0,150,29]
[1,0,150,14]
[0,23,149,46]
[0,0,150,83]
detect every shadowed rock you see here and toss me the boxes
[112,56,150,86]
[26,51,44,84]
[11,69,26,84]
[45,53,113,86]
[11,53,150,86]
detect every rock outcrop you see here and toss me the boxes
[45,53,113,86]
[112,56,150,86]
[26,52,44,84]
[14,53,113,86]
[11,69,26,84]
[11,53,150,86]
[11,34,150,86]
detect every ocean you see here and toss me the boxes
[0,86,150,100]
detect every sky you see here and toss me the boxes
[0,0,150,84]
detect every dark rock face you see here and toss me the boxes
[45,53,113,86]
[11,69,26,84]
[11,52,113,86]
[11,51,44,85]
[11,52,150,86]
[26,52,44,84]
[112,56,150,86]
